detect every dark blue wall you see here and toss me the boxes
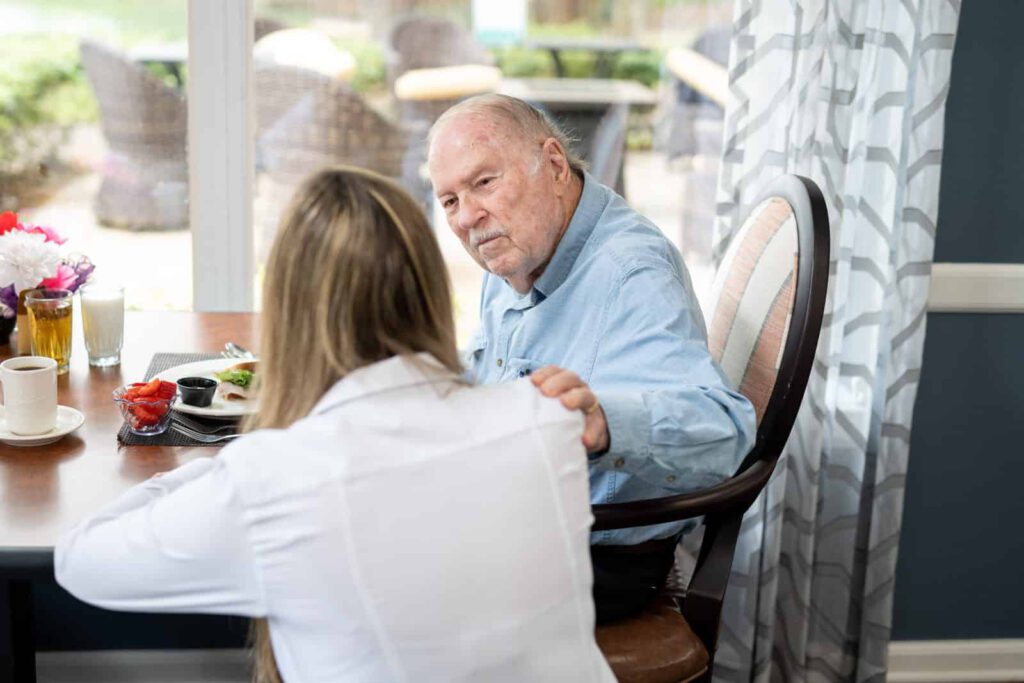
[932,2,1024,264]
[891,1,1024,640]
[892,316,1024,639]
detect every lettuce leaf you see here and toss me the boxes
[214,368,254,389]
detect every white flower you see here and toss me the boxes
[0,230,62,293]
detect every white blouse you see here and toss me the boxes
[55,354,615,682]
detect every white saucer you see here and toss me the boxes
[0,405,85,447]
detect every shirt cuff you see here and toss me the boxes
[593,391,649,471]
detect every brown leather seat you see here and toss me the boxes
[595,597,709,683]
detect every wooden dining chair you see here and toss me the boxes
[593,174,830,682]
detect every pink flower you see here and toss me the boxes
[26,225,67,245]
[0,212,19,235]
[40,263,78,291]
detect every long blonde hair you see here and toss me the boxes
[248,166,461,682]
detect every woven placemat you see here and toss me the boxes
[117,352,238,447]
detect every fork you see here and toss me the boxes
[172,414,237,435]
[172,422,241,444]
[221,342,256,360]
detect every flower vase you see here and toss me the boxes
[15,289,33,355]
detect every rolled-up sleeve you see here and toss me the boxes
[591,265,756,490]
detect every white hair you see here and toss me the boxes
[428,94,587,175]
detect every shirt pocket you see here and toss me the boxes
[506,357,546,380]
[462,331,488,367]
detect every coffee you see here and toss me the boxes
[0,356,58,435]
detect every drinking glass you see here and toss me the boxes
[80,284,124,367]
[25,289,73,375]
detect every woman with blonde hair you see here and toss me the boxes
[55,167,614,682]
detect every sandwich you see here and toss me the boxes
[214,361,258,401]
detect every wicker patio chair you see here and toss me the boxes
[79,39,188,231]
[254,16,288,41]
[254,64,413,258]
[387,15,496,128]
[388,15,494,82]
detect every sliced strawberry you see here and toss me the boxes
[136,379,161,397]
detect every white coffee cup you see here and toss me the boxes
[0,356,58,435]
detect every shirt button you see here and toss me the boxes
[614,458,625,468]
[496,359,503,367]
[666,474,676,483]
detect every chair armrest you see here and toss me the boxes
[591,455,774,531]
[679,513,744,654]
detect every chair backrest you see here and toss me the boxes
[78,39,186,159]
[706,175,829,465]
[388,15,493,76]
[588,103,628,192]
[254,65,408,183]
[254,16,288,41]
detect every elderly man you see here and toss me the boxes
[428,94,756,624]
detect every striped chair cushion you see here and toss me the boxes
[706,197,798,424]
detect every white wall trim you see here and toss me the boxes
[928,263,1024,313]
[888,639,1024,683]
[188,0,255,312]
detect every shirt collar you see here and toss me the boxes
[532,172,604,299]
[310,353,458,416]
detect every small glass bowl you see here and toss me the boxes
[113,384,178,436]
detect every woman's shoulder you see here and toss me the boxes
[463,377,580,423]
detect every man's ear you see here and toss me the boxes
[542,137,572,186]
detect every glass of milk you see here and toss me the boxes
[80,284,124,367]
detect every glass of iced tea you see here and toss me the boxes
[25,289,74,375]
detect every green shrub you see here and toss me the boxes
[492,47,555,78]
[0,35,96,173]
[335,38,386,93]
[558,51,598,79]
[613,50,662,87]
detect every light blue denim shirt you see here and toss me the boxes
[466,173,757,545]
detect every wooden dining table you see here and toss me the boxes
[0,311,258,682]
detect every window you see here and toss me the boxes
[0,0,192,310]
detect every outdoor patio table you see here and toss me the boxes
[0,311,258,682]
[521,36,647,79]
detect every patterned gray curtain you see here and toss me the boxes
[695,2,962,681]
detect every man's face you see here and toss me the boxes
[428,115,569,293]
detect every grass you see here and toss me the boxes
[0,0,187,44]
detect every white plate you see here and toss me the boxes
[154,358,258,418]
[0,405,85,447]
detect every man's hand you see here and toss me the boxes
[530,365,609,454]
